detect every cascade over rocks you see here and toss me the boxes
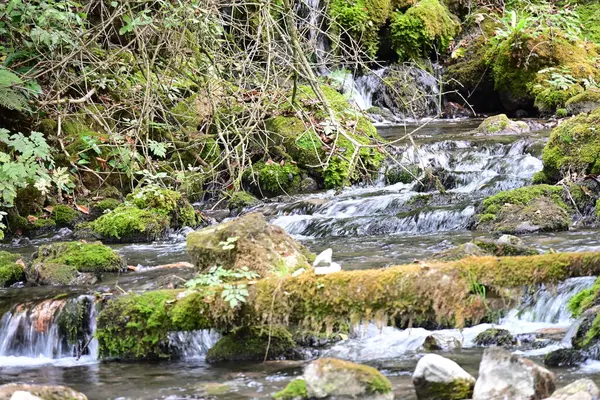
[186,212,313,277]
[412,354,475,400]
[473,347,555,400]
[0,384,87,400]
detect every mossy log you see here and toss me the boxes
[97,251,600,360]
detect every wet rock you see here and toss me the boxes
[474,328,516,347]
[226,191,259,214]
[423,333,462,351]
[443,101,473,119]
[10,392,43,400]
[545,378,600,400]
[565,88,600,116]
[535,328,568,342]
[186,212,312,277]
[544,348,586,368]
[300,177,318,192]
[304,358,393,400]
[201,209,230,222]
[474,114,530,136]
[431,242,488,261]
[473,347,555,400]
[413,354,475,400]
[0,384,87,400]
[205,326,296,364]
[27,241,125,286]
[0,251,25,288]
[432,236,538,261]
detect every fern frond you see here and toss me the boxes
[0,69,29,111]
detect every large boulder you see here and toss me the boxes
[0,384,86,400]
[545,379,600,400]
[544,348,585,368]
[303,358,393,400]
[27,241,125,285]
[473,185,570,234]
[186,213,312,276]
[565,89,600,116]
[473,347,555,400]
[474,114,530,136]
[412,354,475,400]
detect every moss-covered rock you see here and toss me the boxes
[253,161,302,197]
[52,205,78,227]
[540,108,600,183]
[27,241,125,286]
[127,187,197,228]
[227,191,259,212]
[544,348,585,368]
[186,212,312,277]
[385,164,422,185]
[0,251,25,287]
[304,358,392,400]
[473,185,570,234]
[93,198,121,214]
[565,88,600,116]
[89,206,170,243]
[474,328,516,347]
[474,114,529,135]
[206,326,296,363]
[273,379,308,400]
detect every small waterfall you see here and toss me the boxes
[168,330,221,359]
[503,277,597,325]
[351,68,387,110]
[0,295,97,363]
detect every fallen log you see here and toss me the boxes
[96,251,600,360]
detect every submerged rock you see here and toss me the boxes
[205,326,296,364]
[475,114,530,136]
[473,347,555,400]
[474,328,516,347]
[0,384,87,400]
[27,241,125,285]
[473,185,570,234]
[304,358,393,400]
[545,378,600,400]
[412,354,475,400]
[186,213,312,277]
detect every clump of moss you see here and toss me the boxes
[227,191,259,211]
[127,187,197,228]
[390,0,459,60]
[206,326,296,363]
[565,88,600,116]
[273,379,308,400]
[52,205,78,226]
[0,251,25,287]
[474,328,515,346]
[90,206,169,243]
[578,2,600,44]
[540,108,600,183]
[385,165,422,185]
[475,114,528,135]
[474,185,570,233]
[94,198,121,213]
[254,161,302,196]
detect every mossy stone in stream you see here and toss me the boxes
[273,379,308,400]
[93,198,121,213]
[565,88,600,115]
[52,205,78,227]
[474,114,529,135]
[126,187,197,228]
[253,161,302,197]
[473,185,570,234]
[89,206,169,243]
[0,251,25,287]
[28,241,125,285]
[227,191,259,212]
[206,326,296,363]
[474,328,516,347]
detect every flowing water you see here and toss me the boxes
[2,121,600,399]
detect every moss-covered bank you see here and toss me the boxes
[0,251,25,287]
[206,326,295,363]
[96,251,600,359]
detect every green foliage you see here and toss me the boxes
[185,265,259,308]
[0,68,34,111]
[329,0,386,57]
[390,0,459,60]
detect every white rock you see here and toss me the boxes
[313,248,333,267]
[473,347,555,400]
[314,262,341,275]
[412,354,475,399]
[544,378,600,400]
[10,392,43,400]
[292,268,306,277]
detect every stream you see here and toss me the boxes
[2,120,600,399]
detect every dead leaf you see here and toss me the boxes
[75,204,90,214]
[265,159,275,165]
[280,159,285,166]
[27,215,38,223]
[43,206,54,213]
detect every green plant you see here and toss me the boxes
[185,265,259,308]
[221,283,249,308]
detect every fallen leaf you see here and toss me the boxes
[43,206,54,213]
[75,204,90,214]
[280,159,285,166]
[27,215,38,223]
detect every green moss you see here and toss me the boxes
[480,185,566,217]
[57,297,93,346]
[273,379,308,400]
[33,218,57,230]
[206,326,295,363]
[90,206,169,242]
[52,205,78,226]
[474,328,515,346]
[565,88,600,115]
[541,108,600,182]
[578,2,600,44]
[596,199,600,218]
[228,191,259,210]
[329,0,387,57]
[265,116,323,168]
[127,187,197,227]
[390,0,459,60]
[254,161,302,196]
[311,358,392,395]
[556,108,568,118]
[0,251,25,287]
[94,198,121,213]
[476,114,510,134]
[415,379,474,400]
[36,241,124,273]
[97,290,175,359]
